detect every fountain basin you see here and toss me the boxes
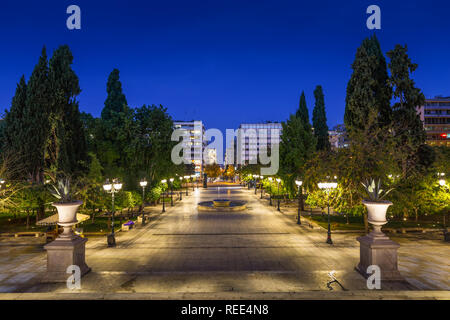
[198,200,247,212]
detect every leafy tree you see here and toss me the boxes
[344,35,392,132]
[204,164,222,179]
[312,85,330,151]
[387,44,426,178]
[279,114,316,197]
[131,104,177,188]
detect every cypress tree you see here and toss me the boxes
[101,69,127,121]
[296,91,310,129]
[312,85,330,151]
[48,45,87,174]
[344,35,392,132]
[387,44,426,177]
[23,46,52,183]
[3,76,28,165]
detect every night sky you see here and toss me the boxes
[1,0,449,134]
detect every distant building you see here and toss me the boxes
[205,148,217,165]
[417,97,450,147]
[328,124,348,150]
[173,120,206,175]
[237,122,282,165]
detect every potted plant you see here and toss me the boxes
[361,179,393,229]
[49,178,83,238]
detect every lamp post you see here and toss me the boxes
[276,178,281,211]
[318,181,338,245]
[161,179,167,212]
[179,177,183,200]
[190,175,195,191]
[260,175,264,199]
[253,174,259,194]
[169,178,174,206]
[184,176,190,195]
[140,180,147,225]
[103,179,122,247]
[268,177,273,205]
[295,180,303,225]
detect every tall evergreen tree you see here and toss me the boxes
[48,45,87,175]
[312,85,330,151]
[101,69,127,121]
[296,91,310,129]
[23,46,52,183]
[387,44,426,178]
[344,35,392,132]
[3,76,28,165]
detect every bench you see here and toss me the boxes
[121,221,135,231]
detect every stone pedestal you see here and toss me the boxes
[356,227,403,281]
[43,235,90,283]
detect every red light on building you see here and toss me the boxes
[440,133,448,139]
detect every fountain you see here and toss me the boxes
[198,198,247,212]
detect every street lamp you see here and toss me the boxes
[438,173,446,186]
[161,179,167,212]
[268,177,273,205]
[169,178,174,206]
[276,178,281,211]
[184,176,190,195]
[318,181,338,245]
[253,174,259,194]
[179,177,183,200]
[140,180,147,225]
[295,180,303,225]
[103,179,122,247]
[260,175,264,199]
[190,175,194,191]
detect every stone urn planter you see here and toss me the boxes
[356,179,403,281]
[362,200,392,234]
[53,201,83,239]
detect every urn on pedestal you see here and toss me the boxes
[43,178,90,282]
[356,179,403,281]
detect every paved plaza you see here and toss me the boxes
[0,186,449,298]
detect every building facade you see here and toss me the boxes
[417,97,450,147]
[237,122,282,165]
[328,124,348,150]
[173,120,206,175]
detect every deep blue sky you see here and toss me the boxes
[1,0,449,133]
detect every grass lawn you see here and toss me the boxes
[309,214,446,231]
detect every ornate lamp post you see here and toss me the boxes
[268,177,273,205]
[184,176,190,195]
[161,179,167,212]
[318,181,338,245]
[140,180,147,225]
[295,180,303,225]
[179,177,183,200]
[253,174,259,194]
[260,175,264,199]
[276,178,281,211]
[103,179,122,247]
[169,178,174,206]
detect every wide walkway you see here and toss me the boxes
[0,185,449,296]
